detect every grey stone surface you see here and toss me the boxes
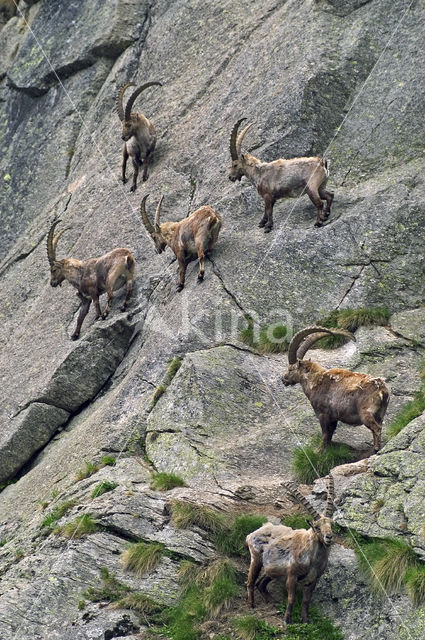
[0,0,425,638]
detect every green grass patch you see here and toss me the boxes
[99,455,116,466]
[239,321,290,354]
[152,384,166,407]
[167,357,183,382]
[282,513,310,530]
[387,390,425,439]
[216,514,268,557]
[291,435,354,483]
[55,513,99,538]
[150,472,187,491]
[91,481,118,499]
[83,566,131,604]
[114,592,162,613]
[41,499,76,528]
[121,541,164,576]
[170,500,227,535]
[75,461,99,482]
[354,535,425,603]
[317,306,390,349]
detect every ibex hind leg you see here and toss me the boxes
[256,575,272,602]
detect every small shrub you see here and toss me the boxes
[56,513,99,538]
[234,615,279,640]
[195,559,239,616]
[150,472,187,491]
[75,461,99,482]
[91,481,118,499]
[216,514,267,557]
[51,488,59,499]
[387,390,425,439]
[41,499,76,528]
[292,435,353,483]
[170,500,226,535]
[84,567,131,603]
[121,541,164,576]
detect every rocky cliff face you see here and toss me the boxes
[1,0,424,639]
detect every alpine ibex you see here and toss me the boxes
[246,476,335,623]
[282,326,389,451]
[228,118,334,232]
[140,195,222,291]
[47,221,135,340]
[116,81,162,190]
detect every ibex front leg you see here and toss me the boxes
[72,296,91,341]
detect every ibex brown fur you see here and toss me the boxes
[282,327,389,451]
[140,195,222,291]
[46,221,135,340]
[228,119,334,232]
[116,81,162,190]
[246,476,335,623]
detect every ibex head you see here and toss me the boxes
[286,475,336,546]
[116,82,162,141]
[46,220,69,287]
[228,118,253,182]
[140,195,167,254]
[282,326,355,386]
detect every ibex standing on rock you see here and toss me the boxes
[47,221,135,340]
[282,326,389,451]
[228,118,334,232]
[246,476,335,624]
[116,81,162,190]
[140,195,222,291]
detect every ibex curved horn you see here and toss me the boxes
[46,220,62,265]
[324,474,335,518]
[154,195,164,232]
[140,195,155,235]
[116,82,135,122]
[229,118,247,160]
[285,482,321,520]
[287,326,355,364]
[124,82,162,122]
[236,122,253,157]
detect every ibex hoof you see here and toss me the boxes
[314,221,323,227]
[258,220,266,228]
[197,273,204,282]
[120,305,127,312]
[101,314,107,321]
[176,284,184,292]
[71,333,80,341]
[264,226,273,233]
[122,178,128,184]
[130,185,137,192]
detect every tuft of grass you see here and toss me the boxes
[405,565,425,606]
[387,390,425,439]
[317,306,390,349]
[291,435,353,484]
[56,513,99,538]
[99,455,116,467]
[170,500,227,535]
[354,536,425,603]
[167,357,183,382]
[152,384,166,407]
[84,566,131,603]
[216,514,267,557]
[41,499,76,528]
[239,322,290,354]
[114,592,162,614]
[282,513,310,530]
[91,480,118,499]
[75,461,99,482]
[150,472,187,491]
[196,559,239,616]
[121,541,164,576]
[234,615,279,640]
